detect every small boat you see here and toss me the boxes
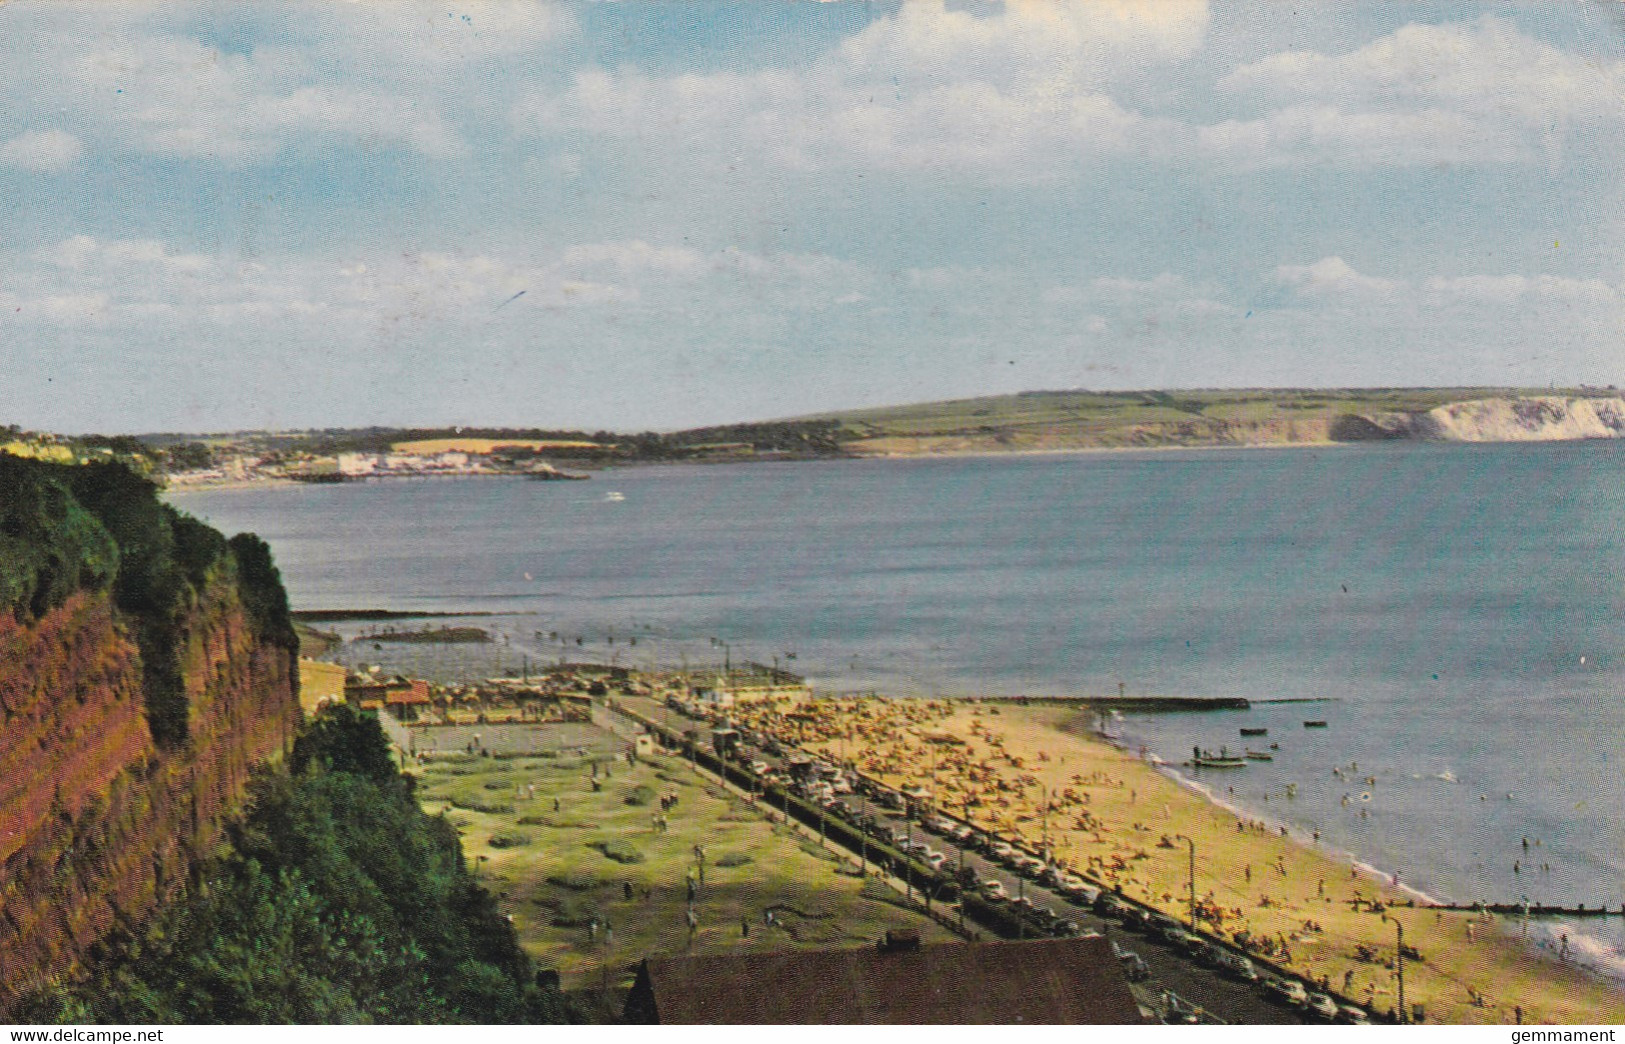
[1303,720,1328,728]
[1245,750,1274,762]
[603,492,626,502]
[1190,745,1248,769]
[1240,727,1268,737]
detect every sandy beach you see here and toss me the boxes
[727,696,1625,1025]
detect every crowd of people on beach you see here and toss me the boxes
[708,693,1597,1025]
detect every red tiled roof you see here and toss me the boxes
[626,935,1145,1024]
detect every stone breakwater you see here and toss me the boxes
[0,526,299,1013]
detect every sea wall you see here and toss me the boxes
[0,460,300,1012]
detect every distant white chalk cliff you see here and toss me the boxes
[1351,396,1625,443]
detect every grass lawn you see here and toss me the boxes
[413,744,953,993]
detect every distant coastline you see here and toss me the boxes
[147,388,1625,492]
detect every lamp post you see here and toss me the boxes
[1394,916,1407,1023]
[1174,834,1197,929]
[905,817,914,904]
[1038,782,1050,861]
[859,791,869,877]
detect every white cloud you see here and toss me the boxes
[1197,103,1519,167]
[55,34,464,161]
[1423,273,1620,308]
[1274,256,1399,298]
[516,0,1207,176]
[3,236,866,334]
[317,0,575,64]
[0,129,83,170]
[834,0,1209,92]
[44,236,212,274]
[1217,17,1625,166]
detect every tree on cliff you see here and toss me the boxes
[0,456,120,619]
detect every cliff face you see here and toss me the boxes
[1411,396,1625,442]
[0,459,299,1011]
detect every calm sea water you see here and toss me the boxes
[172,442,1625,967]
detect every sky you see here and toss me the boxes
[2,0,1624,435]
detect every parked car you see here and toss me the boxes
[1336,1005,1372,1026]
[1303,993,1340,1021]
[1119,905,1150,932]
[1058,877,1100,906]
[925,850,948,870]
[988,841,1015,862]
[981,880,1008,902]
[1169,929,1207,958]
[1213,948,1260,982]
[1094,892,1131,920]
[1118,952,1151,983]
[1261,977,1309,1007]
[1146,914,1186,944]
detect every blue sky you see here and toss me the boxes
[2,0,1623,434]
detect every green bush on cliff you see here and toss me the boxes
[0,456,119,618]
[0,458,296,747]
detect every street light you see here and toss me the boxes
[1174,834,1197,929]
[859,791,869,877]
[1383,914,1408,1023]
[1038,782,1051,860]
[905,817,914,904]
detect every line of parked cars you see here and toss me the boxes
[725,720,1378,1025]
[1105,902,1375,1024]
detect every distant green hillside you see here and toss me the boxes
[115,385,1625,468]
[794,387,1624,455]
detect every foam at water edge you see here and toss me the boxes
[1102,726,1453,906]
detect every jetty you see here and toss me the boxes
[985,695,1250,712]
[1428,902,1625,919]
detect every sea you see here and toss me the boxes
[170,440,1625,978]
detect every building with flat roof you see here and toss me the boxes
[624,933,1145,1024]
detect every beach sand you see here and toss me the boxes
[757,697,1625,1025]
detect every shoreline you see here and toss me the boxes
[156,433,1625,495]
[759,696,1624,1024]
[1127,735,1625,990]
[1058,708,1625,1018]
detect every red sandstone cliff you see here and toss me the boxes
[0,566,299,1008]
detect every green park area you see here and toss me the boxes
[413,744,953,996]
